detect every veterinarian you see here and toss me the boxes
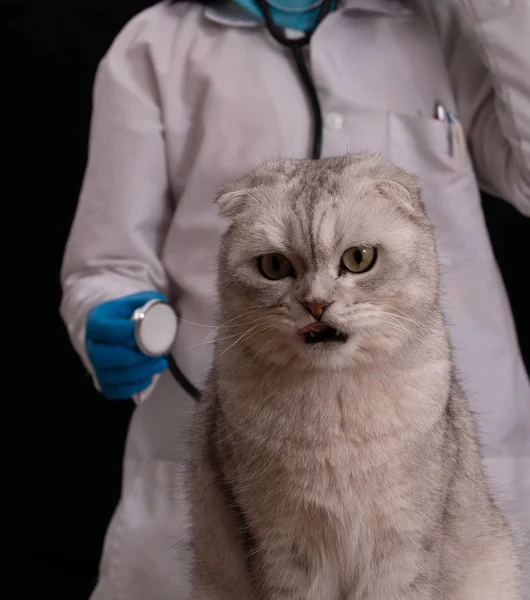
[60,0,530,598]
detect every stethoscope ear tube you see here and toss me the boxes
[255,0,333,160]
[290,45,323,159]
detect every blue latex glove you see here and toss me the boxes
[85,290,169,400]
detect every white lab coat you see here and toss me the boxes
[60,1,530,598]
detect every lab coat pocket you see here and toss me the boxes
[388,111,468,177]
[388,110,483,265]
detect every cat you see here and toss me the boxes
[185,153,521,600]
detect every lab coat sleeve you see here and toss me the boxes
[454,0,530,216]
[60,12,174,399]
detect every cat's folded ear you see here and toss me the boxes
[375,168,425,218]
[215,184,249,219]
[216,160,281,219]
[216,179,253,220]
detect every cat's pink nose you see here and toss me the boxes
[302,302,331,321]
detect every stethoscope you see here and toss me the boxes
[255,0,334,160]
[131,299,201,400]
[131,0,334,400]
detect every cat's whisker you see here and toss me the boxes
[237,325,278,353]
[374,315,410,336]
[187,317,276,350]
[379,309,425,329]
[186,325,278,351]
[175,317,217,328]
[182,319,276,351]
[378,320,424,343]
[265,334,284,357]
[368,324,422,346]
[223,314,276,328]
[217,323,277,358]
[380,305,415,319]
[360,328,387,356]
[215,314,273,331]
[199,308,258,340]
[370,302,428,329]
[256,329,283,355]
[203,309,269,340]
[363,313,424,342]
[180,331,247,351]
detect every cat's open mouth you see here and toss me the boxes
[298,322,349,345]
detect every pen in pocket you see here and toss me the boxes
[433,100,454,158]
[446,111,454,158]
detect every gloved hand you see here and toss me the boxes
[86,290,169,400]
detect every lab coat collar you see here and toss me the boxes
[203,0,411,28]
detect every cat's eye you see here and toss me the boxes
[258,253,295,280]
[341,246,377,273]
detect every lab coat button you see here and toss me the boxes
[325,112,344,131]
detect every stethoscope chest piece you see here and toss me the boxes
[132,299,178,357]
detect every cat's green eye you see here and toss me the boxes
[341,246,377,274]
[258,253,295,280]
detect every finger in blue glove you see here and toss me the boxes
[85,290,169,400]
[96,356,168,387]
[86,290,167,345]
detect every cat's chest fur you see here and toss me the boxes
[214,363,451,595]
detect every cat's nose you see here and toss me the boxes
[302,302,331,321]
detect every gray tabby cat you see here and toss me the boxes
[187,153,521,600]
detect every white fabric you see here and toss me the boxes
[60,1,530,597]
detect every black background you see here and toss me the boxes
[7,1,528,597]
